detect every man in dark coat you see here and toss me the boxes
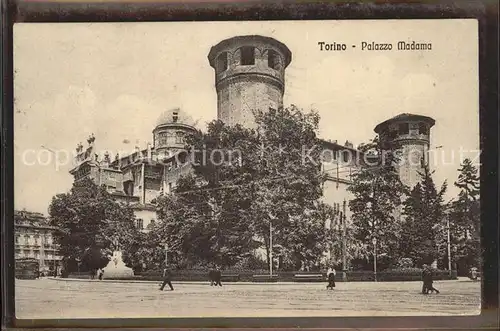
[213,266,222,287]
[422,264,439,294]
[208,267,216,286]
[159,267,174,291]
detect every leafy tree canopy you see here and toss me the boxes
[49,178,137,272]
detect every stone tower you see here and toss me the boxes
[374,113,436,189]
[153,108,197,160]
[208,35,292,128]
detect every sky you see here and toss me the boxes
[14,20,479,215]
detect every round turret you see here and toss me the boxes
[153,108,197,159]
[374,113,435,189]
[208,35,292,128]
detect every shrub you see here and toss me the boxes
[396,258,414,269]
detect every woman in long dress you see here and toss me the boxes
[326,267,336,290]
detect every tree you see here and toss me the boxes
[401,162,448,266]
[155,173,258,268]
[48,178,138,272]
[154,105,332,269]
[279,202,335,270]
[448,158,480,273]
[249,106,326,269]
[347,137,406,269]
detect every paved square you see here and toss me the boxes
[15,278,480,318]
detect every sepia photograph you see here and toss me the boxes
[13,19,481,319]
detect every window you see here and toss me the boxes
[124,181,134,196]
[175,132,184,144]
[399,123,409,135]
[136,219,144,230]
[388,130,398,139]
[267,49,280,70]
[216,52,228,72]
[419,122,428,135]
[240,46,255,65]
[342,151,349,163]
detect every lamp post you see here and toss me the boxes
[342,200,347,271]
[269,220,273,277]
[372,237,378,282]
[163,242,168,267]
[446,216,452,276]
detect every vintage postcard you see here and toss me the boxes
[14,19,480,319]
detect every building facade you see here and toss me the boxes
[69,108,197,231]
[68,35,434,264]
[14,210,62,274]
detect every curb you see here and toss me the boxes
[46,277,307,285]
[45,277,461,285]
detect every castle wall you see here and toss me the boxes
[398,142,428,189]
[322,179,353,230]
[99,169,124,192]
[144,177,161,204]
[217,79,282,128]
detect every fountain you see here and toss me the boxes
[102,251,134,278]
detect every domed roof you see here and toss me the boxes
[155,108,197,128]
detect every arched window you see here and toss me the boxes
[342,150,349,163]
[216,52,228,72]
[175,132,184,144]
[418,122,428,135]
[399,123,410,135]
[267,49,281,70]
[240,46,255,65]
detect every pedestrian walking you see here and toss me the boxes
[98,268,104,280]
[469,267,478,281]
[208,266,216,286]
[213,266,222,287]
[326,267,336,290]
[159,267,174,291]
[421,264,439,294]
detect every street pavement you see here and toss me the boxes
[15,278,480,318]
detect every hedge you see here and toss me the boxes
[68,268,457,282]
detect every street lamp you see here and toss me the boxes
[447,217,452,276]
[372,237,378,282]
[163,242,168,267]
[269,220,273,277]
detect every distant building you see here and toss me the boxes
[14,210,61,274]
